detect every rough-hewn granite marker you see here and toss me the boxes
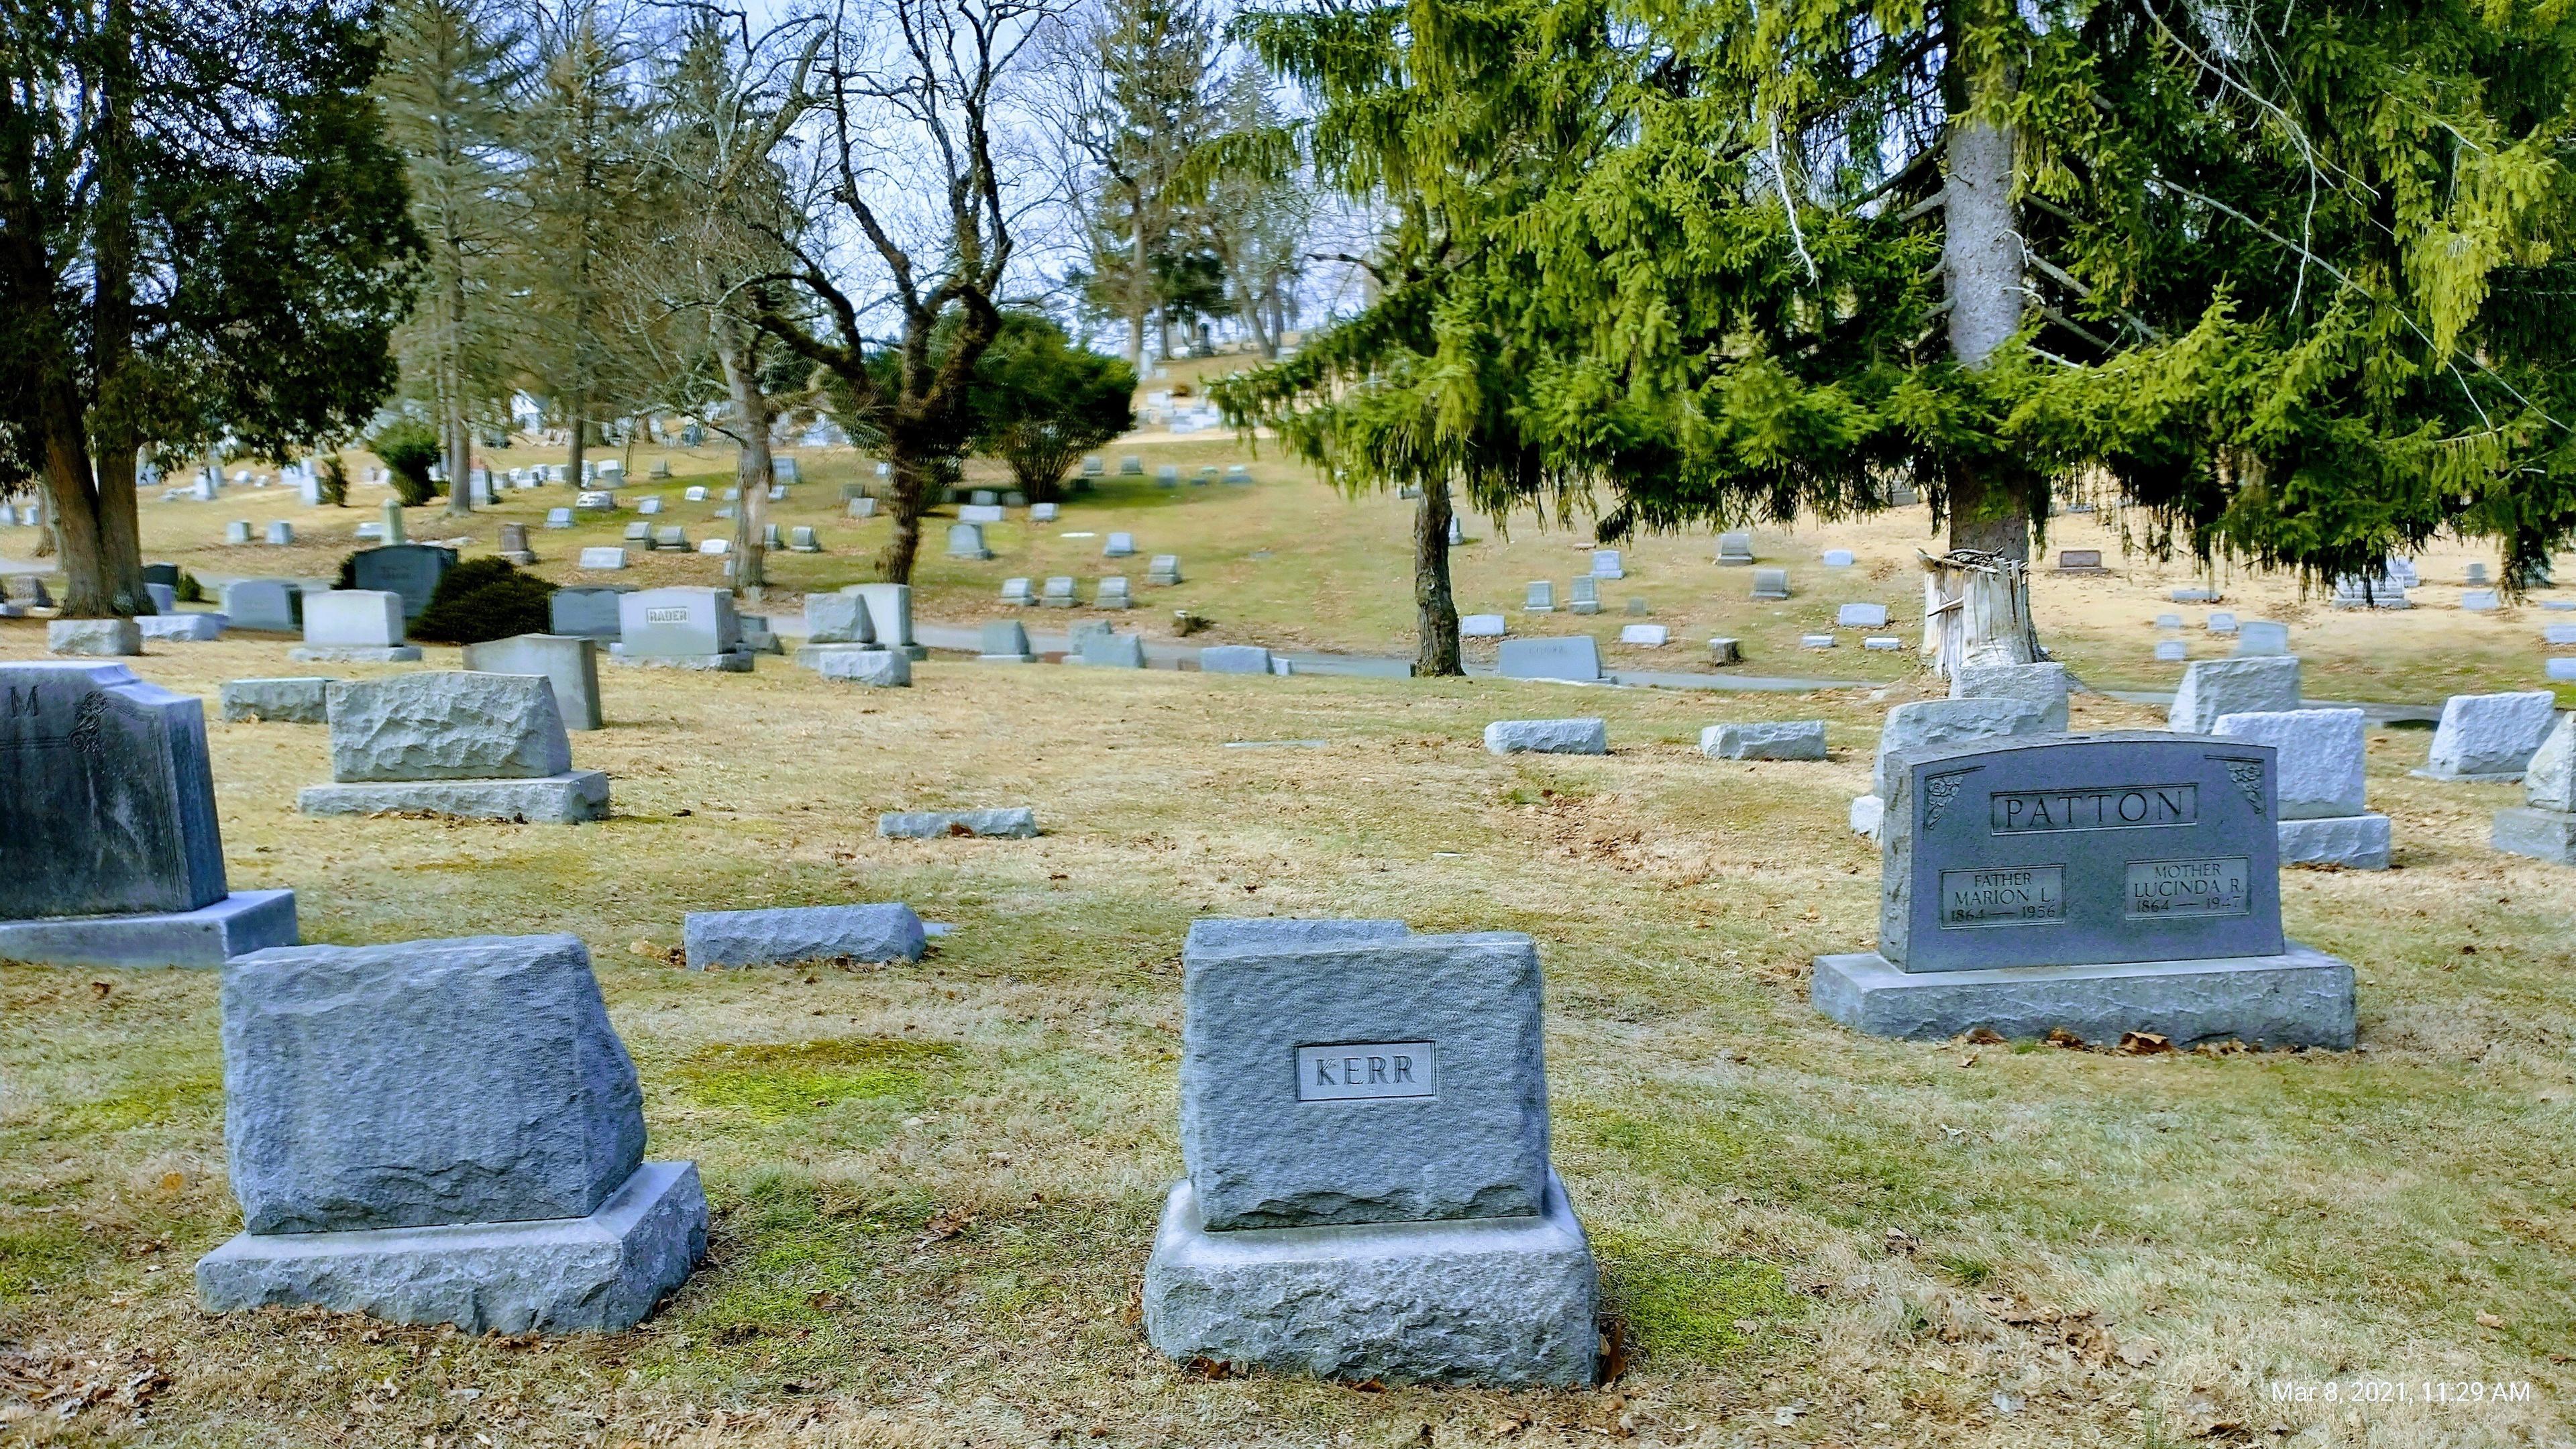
[1813,731,2356,1046]
[2416,690,2557,781]
[2213,708,2388,869]
[1700,720,1827,760]
[299,674,608,823]
[1143,922,1597,1387]
[220,678,333,724]
[462,633,603,731]
[683,904,928,967]
[1483,718,1608,755]
[195,934,705,1332]
[877,808,1039,839]
[0,661,298,966]
[2491,712,2576,864]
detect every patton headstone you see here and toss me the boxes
[1143,923,1597,1387]
[195,934,706,1331]
[0,662,298,966]
[1813,733,2356,1046]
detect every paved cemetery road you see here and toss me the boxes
[914,619,2445,718]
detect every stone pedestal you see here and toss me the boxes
[2493,806,2576,864]
[197,1161,705,1334]
[2278,814,2392,869]
[1142,1172,1597,1388]
[0,890,297,969]
[1812,945,2355,1048]
[299,772,608,823]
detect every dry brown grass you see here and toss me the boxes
[1,629,2570,1448]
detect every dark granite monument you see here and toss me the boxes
[548,586,632,640]
[1813,732,2354,1046]
[350,543,458,622]
[0,661,297,966]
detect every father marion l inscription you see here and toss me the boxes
[1817,732,2352,1046]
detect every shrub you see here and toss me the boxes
[371,419,443,506]
[409,557,552,645]
[318,455,350,506]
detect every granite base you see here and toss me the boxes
[0,890,298,969]
[607,648,753,672]
[197,1161,705,1334]
[1812,945,2356,1049]
[299,772,610,823]
[1141,1172,1598,1388]
[2492,806,2576,865]
[290,645,423,663]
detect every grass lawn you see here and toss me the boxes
[28,427,2571,710]
[1,630,2569,1446]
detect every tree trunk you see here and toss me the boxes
[78,0,146,619]
[1124,210,1149,368]
[720,318,773,592]
[1941,114,2028,562]
[1413,477,1462,676]
[564,388,587,488]
[1921,549,2039,678]
[442,244,473,515]
[879,439,927,586]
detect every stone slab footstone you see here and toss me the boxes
[288,645,426,663]
[298,773,610,823]
[2415,690,2557,781]
[606,646,753,672]
[1950,661,2072,732]
[221,678,333,724]
[1811,945,2358,1049]
[1141,1170,1598,1388]
[197,1155,705,1334]
[1848,794,1884,837]
[2277,814,2393,869]
[682,903,928,967]
[813,648,911,687]
[1701,720,1827,760]
[138,612,227,641]
[1494,637,1603,683]
[47,618,142,656]
[2493,806,2576,864]
[877,808,1039,839]
[1483,718,1608,755]
[1199,645,1274,674]
[0,889,298,970]
[2167,656,2302,734]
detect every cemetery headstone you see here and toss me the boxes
[849,583,922,658]
[579,546,628,570]
[2055,549,2108,574]
[1142,922,1598,1386]
[2206,610,2239,634]
[1590,549,1623,579]
[1485,718,1609,755]
[46,617,142,657]
[1104,531,1136,557]
[1460,614,1507,638]
[299,673,608,822]
[1823,549,1855,568]
[1617,623,1669,647]
[1448,515,1464,546]
[2466,562,2490,584]
[1813,731,2357,1046]
[2155,640,2188,662]
[2212,708,2387,868]
[1525,581,1556,612]
[2463,589,2499,611]
[653,526,688,551]
[684,486,708,502]
[1095,576,1134,609]
[979,620,1036,662]
[1040,576,1078,607]
[2171,586,2220,604]
[1715,533,1755,566]
[549,587,631,640]
[613,588,750,672]
[463,633,604,731]
[195,933,704,1330]
[265,521,294,546]
[1199,645,1273,674]
[2492,712,2576,863]
[1700,720,1827,760]
[0,661,299,967]
[1837,602,1889,630]
[138,610,227,643]
[147,582,178,614]
[788,526,821,553]
[1074,630,1145,668]
[2416,690,2557,780]
[1148,555,1183,586]
[637,497,663,516]
[1849,698,2051,840]
[1156,464,1181,487]
[2168,657,2300,733]
[292,590,421,663]
[947,522,994,559]
[803,592,874,645]
[1951,661,2071,731]
[2235,621,2291,655]
[1030,502,1059,523]
[1081,455,1104,477]
[698,538,729,555]
[349,544,458,623]
[1707,637,1743,665]
[380,498,407,545]
[1750,568,1790,600]
[223,580,303,633]
[1568,577,1600,614]
[1002,577,1034,606]
[810,647,910,686]
[1495,636,1603,682]
[1119,455,1143,475]
[498,522,535,564]
[220,678,332,724]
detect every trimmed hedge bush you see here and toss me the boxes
[410,557,553,645]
